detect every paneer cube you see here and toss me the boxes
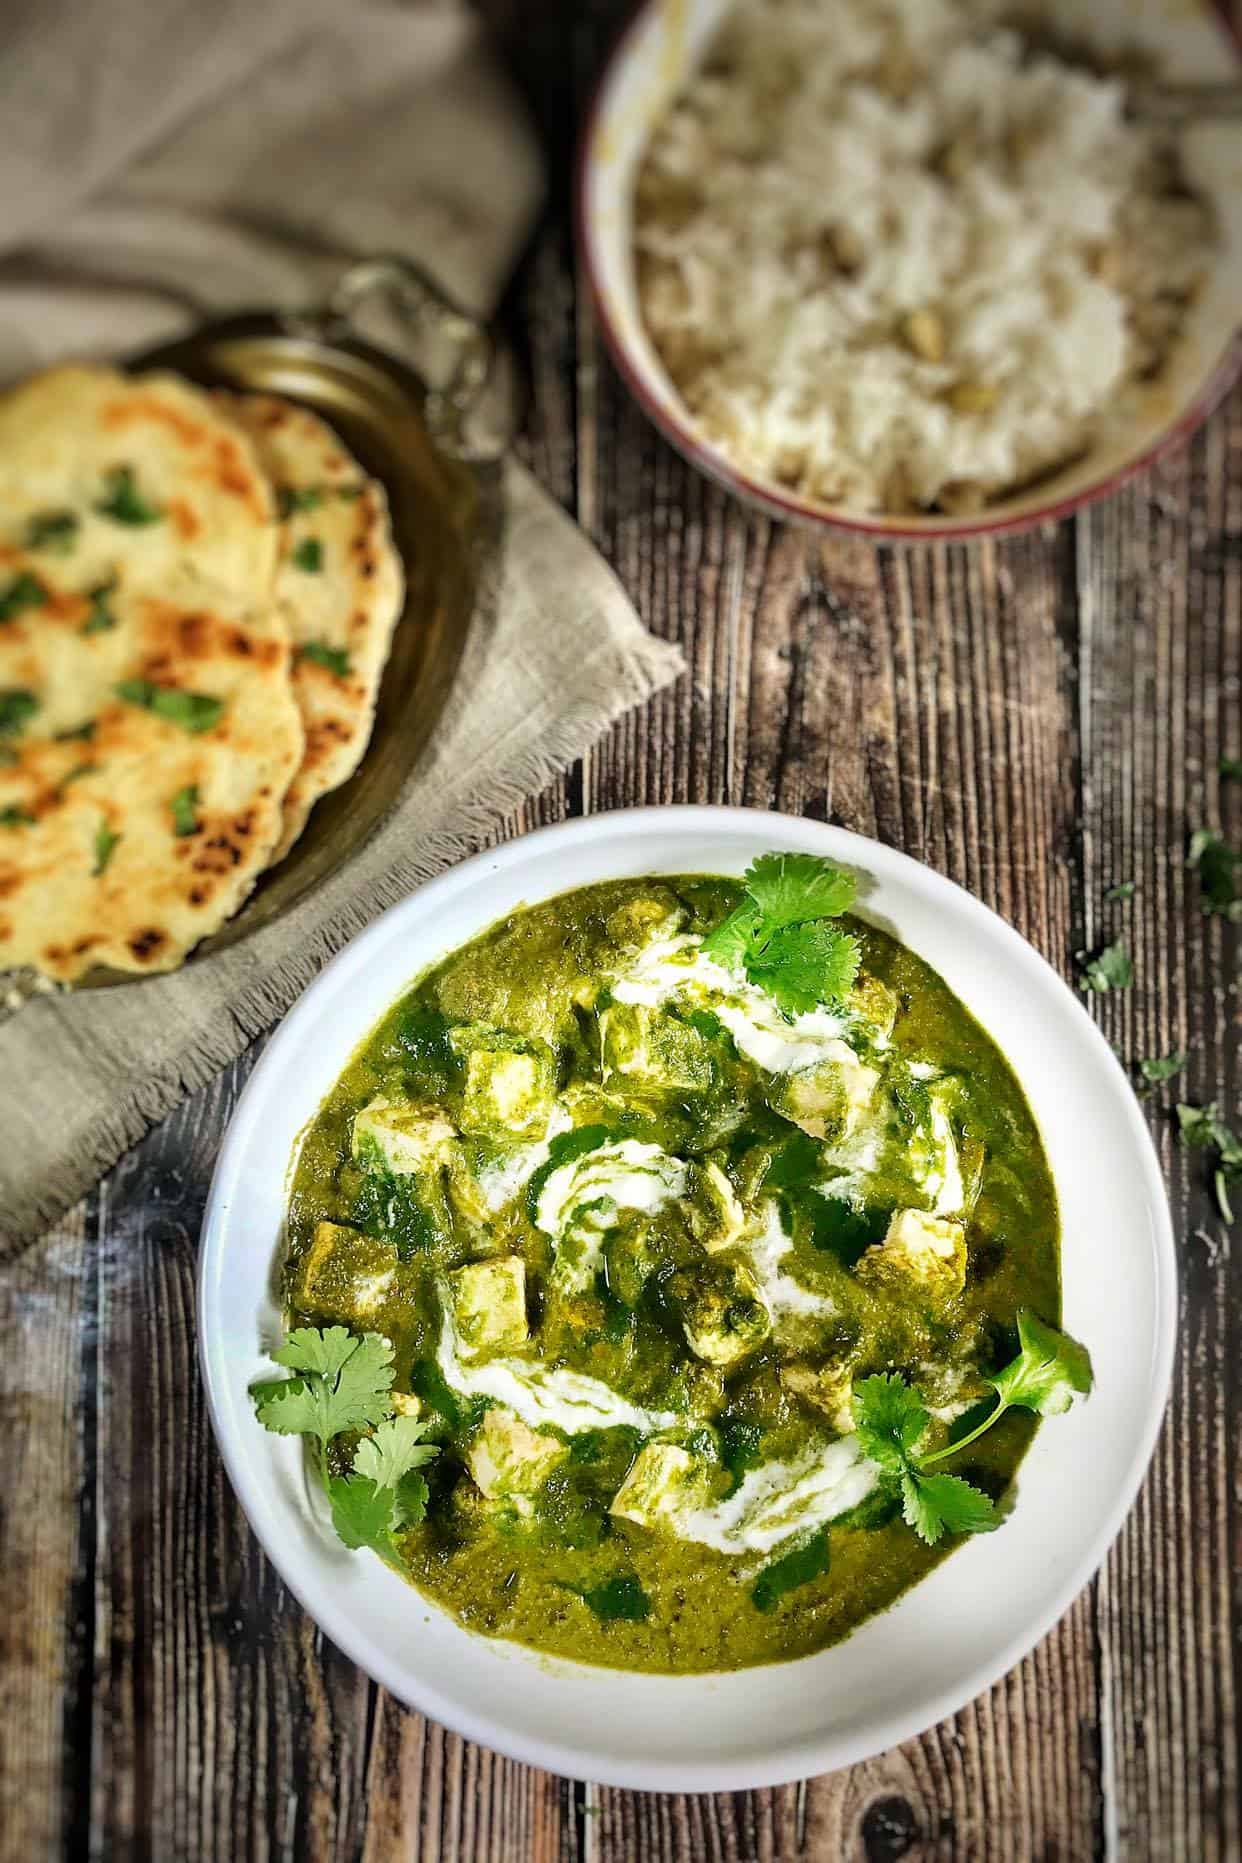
[781,1360,855,1434]
[390,1390,424,1419]
[352,1097,456,1176]
[448,1256,529,1357]
[849,973,900,1040]
[604,891,683,950]
[458,1044,554,1138]
[609,1442,699,1528]
[684,1160,748,1254]
[598,1003,713,1093]
[288,1221,398,1326]
[856,1208,966,1304]
[680,1260,770,1367]
[467,1407,566,1512]
[770,1047,878,1141]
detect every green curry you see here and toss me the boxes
[267,861,1071,1674]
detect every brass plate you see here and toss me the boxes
[88,314,492,974]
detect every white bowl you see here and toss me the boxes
[199,808,1176,1788]
[577,0,1242,542]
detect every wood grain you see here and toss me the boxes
[2,4,1240,1856]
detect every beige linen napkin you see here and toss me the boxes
[0,0,683,1249]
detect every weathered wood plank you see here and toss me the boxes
[0,1214,88,1863]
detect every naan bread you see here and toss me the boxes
[216,392,404,863]
[0,364,277,599]
[0,565,302,982]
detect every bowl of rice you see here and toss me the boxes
[578,0,1242,540]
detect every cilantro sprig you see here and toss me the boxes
[1188,829,1241,922]
[853,1310,1093,1546]
[252,1326,439,1569]
[1177,1102,1241,1224]
[701,852,861,1015]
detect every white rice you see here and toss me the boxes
[633,0,1214,514]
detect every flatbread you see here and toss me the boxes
[0,364,277,600]
[216,392,404,863]
[0,565,302,982]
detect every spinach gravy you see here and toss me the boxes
[284,874,1059,1673]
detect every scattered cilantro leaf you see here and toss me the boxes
[0,690,38,736]
[744,852,857,928]
[901,1470,1000,1546]
[1219,756,1242,781]
[54,720,95,743]
[91,819,120,876]
[276,484,325,518]
[291,536,323,572]
[0,805,34,827]
[81,577,118,635]
[0,571,48,623]
[298,639,351,677]
[1104,879,1136,902]
[852,1373,929,1470]
[1187,829,1241,921]
[95,464,162,525]
[700,851,861,1013]
[1078,939,1133,993]
[1139,1052,1187,1084]
[25,509,79,554]
[170,784,200,836]
[115,679,223,734]
[751,1527,831,1610]
[577,1575,650,1622]
[393,1469,431,1528]
[1177,1102,1242,1224]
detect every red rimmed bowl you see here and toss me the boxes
[577,0,1242,543]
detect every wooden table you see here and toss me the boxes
[4,9,1239,1858]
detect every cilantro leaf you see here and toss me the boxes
[81,578,118,636]
[751,1526,831,1610]
[700,899,762,967]
[298,639,351,677]
[115,679,223,734]
[257,1325,396,1449]
[291,537,323,572]
[327,1474,404,1562]
[1220,756,1242,780]
[1187,829,1241,921]
[1139,1052,1187,1084]
[1177,1102,1242,1224]
[276,484,325,518]
[0,805,35,827]
[853,1373,929,1470]
[351,1413,437,1491]
[92,819,120,876]
[989,1309,1094,1417]
[1104,879,1136,902]
[25,509,79,554]
[747,921,862,1016]
[0,690,38,736]
[0,571,48,623]
[170,784,200,836]
[58,761,98,795]
[54,720,95,743]
[393,1470,431,1528]
[96,464,162,525]
[1078,939,1133,993]
[700,852,861,1012]
[901,1470,1000,1545]
[744,852,857,928]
